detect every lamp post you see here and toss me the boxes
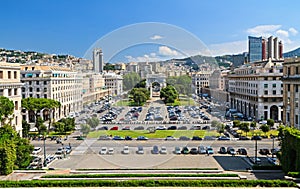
[271,135,275,158]
[43,133,47,167]
[254,137,258,164]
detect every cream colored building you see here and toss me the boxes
[228,59,283,121]
[0,62,23,135]
[192,71,212,95]
[103,72,123,96]
[282,57,300,129]
[20,65,82,125]
[81,73,109,104]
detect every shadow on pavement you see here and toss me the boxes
[214,156,251,171]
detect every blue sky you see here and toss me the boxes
[1,0,300,63]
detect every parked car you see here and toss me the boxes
[174,147,181,154]
[110,126,119,130]
[192,136,202,141]
[32,147,42,155]
[190,148,198,154]
[237,148,247,155]
[167,126,177,130]
[219,146,227,154]
[179,136,190,141]
[112,136,125,140]
[125,136,132,140]
[156,125,166,130]
[99,147,108,155]
[259,148,270,155]
[251,136,262,140]
[239,136,250,140]
[198,145,207,154]
[160,146,167,154]
[122,126,131,130]
[206,146,214,154]
[227,147,236,155]
[152,146,159,154]
[165,136,176,141]
[218,136,230,141]
[99,135,111,140]
[122,146,129,154]
[108,148,114,155]
[137,136,148,140]
[181,146,189,154]
[137,146,144,154]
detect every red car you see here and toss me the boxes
[110,126,118,130]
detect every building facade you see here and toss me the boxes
[228,60,283,121]
[93,48,104,73]
[192,71,212,95]
[103,72,123,96]
[20,65,82,126]
[283,57,300,129]
[0,62,23,135]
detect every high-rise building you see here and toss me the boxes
[282,57,300,129]
[248,36,262,63]
[93,48,103,73]
[248,36,283,63]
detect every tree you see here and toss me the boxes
[260,124,270,137]
[22,120,31,138]
[250,121,256,129]
[267,119,275,127]
[240,122,250,136]
[36,117,46,134]
[21,98,60,133]
[233,120,240,128]
[80,124,90,137]
[14,138,34,169]
[0,96,14,125]
[216,123,225,134]
[129,88,150,105]
[166,75,192,95]
[123,72,141,91]
[53,122,65,134]
[86,117,100,130]
[160,85,179,103]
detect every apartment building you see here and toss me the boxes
[192,71,212,95]
[20,65,82,124]
[103,72,123,96]
[228,59,283,121]
[0,62,23,135]
[283,57,300,129]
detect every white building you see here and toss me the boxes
[228,59,283,121]
[20,65,82,125]
[103,72,123,96]
[0,62,23,135]
[192,71,212,95]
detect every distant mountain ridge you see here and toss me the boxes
[284,47,300,58]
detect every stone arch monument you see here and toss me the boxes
[146,74,167,98]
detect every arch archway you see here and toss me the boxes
[270,105,279,121]
[146,74,166,98]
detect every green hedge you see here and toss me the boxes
[42,173,238,178]
[0,180,296,187]
[252,165,282,170]
[76,167,218,171]
[288,172,300,178]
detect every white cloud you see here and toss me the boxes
[125,53,160,62]
[209,40,247,56]
[158,46,180,56]
[276,29,289,38]
[289,27,298,36]
[246,25,282,36]
[150,35,163,40]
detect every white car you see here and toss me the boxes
[32,147,42,155]
[123,146,130,154]
[137,146,144,154]
[100,147,108,155]
[108,148,114,155]
[160,146,167,154]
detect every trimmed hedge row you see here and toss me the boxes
[288,172,300,178]
[76,167,218,171]
[0,180,296,187]
[252,165,282,170]
[42,173,238,178]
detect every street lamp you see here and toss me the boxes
[254,137,258,164]
[43,133,47,167]
[271,135,275,158]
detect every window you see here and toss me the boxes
[296,98,299,108]
[36,74,40,77]
[14,71,17,79]
[14,88,17,95]
[37,94,40,98]
[287,84,290,91]
[264,84,268,88]
[22,87,25,92]
[29,94,33,97]
[36,81,39,85]
[264,98,268,102]
[264,90,268,95]
[22,94,25,98]
[296,67,299,75]
[29,81,32,85]
[37,88,40,92]
[0,71,3,79]
[264,106,268,109]
[0,89,3,96]
[44,94,47,98]
[29,87,33,92]
[44,88,47,92]
[272,84,276,88]
[273,90,276,95]
[8,71,11,79]
[296,115,299,125]
[15,116,18,126]
[22,74,25,78]
[14,101,18,110]
[287,113,290,122]
[288,67,291,75]
[264,77,268,80]
[296,85,299,93]
[44,81,47,85]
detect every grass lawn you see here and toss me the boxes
[166,98,196,106]
[87,130,219,139]
[238,129,279,137]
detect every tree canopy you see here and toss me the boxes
[123,72,142,91]
[160,85,179,103]
[0,96,14,125]
[166,75,192,95]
